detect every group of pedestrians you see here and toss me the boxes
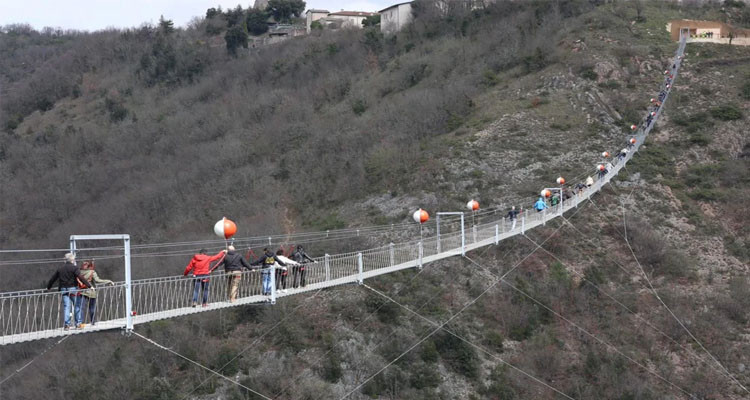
[183,244,315,307]
[516,56,680,227]
[46,253,114,330]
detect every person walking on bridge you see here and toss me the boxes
[184,248,226,307]
[220,245,254,303]
[79,260,114,326]
[291,245,314,288]
[506,206,519,230]
[46,253,91,330]
[534,197,548,213]
[252,248,286,296]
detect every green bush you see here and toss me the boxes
[579,65,598,80]
[434,331,480,380]
[410,363,441,389]
[352,99,367,116]
[599,80,621,89]
[321,352,343,382]
[741,81,750,100]
[673,111,713,133]
[709,104,743,121]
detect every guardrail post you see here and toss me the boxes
[495,224,499,245]
[324,254,331,281]
[268,236,272,245]
[124,236,133,331]
[543,207,546,226]
[418,241,423,270]
[472,225,477,243]
[436,214,441,253]
[389,243,395,266]
[357,252,364,284]
[270,263,276,304]
[521,212,525,234]
[460,213,466,256]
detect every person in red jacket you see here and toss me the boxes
[184,248,226,307]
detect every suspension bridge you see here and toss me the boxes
[0,35,688,348]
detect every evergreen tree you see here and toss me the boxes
[225,25,248,55]
[266,0,306,23]
[246,8,269,35]
[158,15,175,35]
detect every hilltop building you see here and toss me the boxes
[667,19,750,45]
[319,10,378,30]
[305,9,330,33]
[380,1,413,35]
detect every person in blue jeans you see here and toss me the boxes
[252,248,286,296]
[184,249,226,307]
[47,253,91,330]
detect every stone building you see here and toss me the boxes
[380,1,413,35]
[305,9,329,33]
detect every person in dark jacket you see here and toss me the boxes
[220,245,254,302]
[184,248,226,307]
[506,206,519,231]
[291,245,314,288]
[251,248,286,296]
[47,253,91,330]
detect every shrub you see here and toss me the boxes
[673,111,713,133]
[579,65,598,80]
[741,81,750,100]
[320,352,342,383]
[352,99,367,116]
[410,363,441,389]
[105,97,128,122]
[434,331,480,380]
[709,104,743,121]
[717,277,750,323]
[482,69,500,86]
[599,80,621,89]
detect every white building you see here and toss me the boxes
[305,9,330,33]
[380,1,412,35]
[324,11,377,29]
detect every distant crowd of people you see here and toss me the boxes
[513,53,680,227]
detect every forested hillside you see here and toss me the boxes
[1,1,750,399]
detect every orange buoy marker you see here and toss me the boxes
[413,209,429,224]
[466,200,479,211]
[601,151,610,158]
[214,217,237,239]
[630,138,637,145]
[630,124,637,131]
[541,189,552,198]
[556,177,565,185]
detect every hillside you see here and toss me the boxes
[1,1,750,399]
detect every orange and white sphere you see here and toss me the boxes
[413,209,429,224]
[214,217,237,239]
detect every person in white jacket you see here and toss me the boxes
[275,250,299,293]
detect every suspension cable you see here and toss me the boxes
[132,331,272,400]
